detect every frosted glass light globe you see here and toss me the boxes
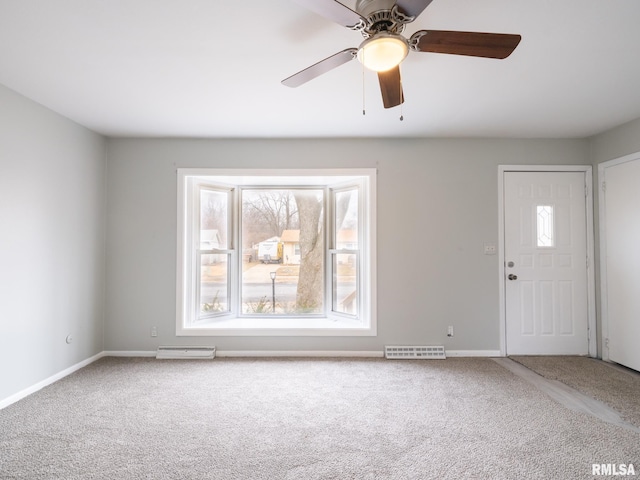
[357,34,409,72]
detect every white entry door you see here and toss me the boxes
[504,171,589,355]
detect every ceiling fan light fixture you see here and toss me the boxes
[357,33,409,72]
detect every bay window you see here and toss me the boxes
[176,169,376,336]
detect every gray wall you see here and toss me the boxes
[105,137,588,353]
[0,84,106,403]
[590,117,640,165]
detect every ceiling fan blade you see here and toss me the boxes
[293,0,366,29]
[282,48,358,88]
[411,30,522,59]
[395,0,435,20]
[378,66,404,109]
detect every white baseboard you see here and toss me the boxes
[217,350,385,358]
[100,350,501,358]
[1,348,502,409]
[102,350,384,358]
[0,351,105,410]
[103,350,156,357]
[445,350,502,357]
[100,350,503,358]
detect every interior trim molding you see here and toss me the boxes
[0,351,105,410]
[1,349,505,409]
[217,350,384,358]
[445,350,502,357]
[103,350,157,357]
[100,349,502,358]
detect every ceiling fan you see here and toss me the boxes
[282,0,521,109]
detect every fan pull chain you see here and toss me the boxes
[399,77,404,121]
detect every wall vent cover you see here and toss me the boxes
[156,346,216,360]
[385,345,446,359]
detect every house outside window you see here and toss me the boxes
[176,169,376,336]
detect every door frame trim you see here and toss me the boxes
[597,151,640,363]
[498,165,596,357]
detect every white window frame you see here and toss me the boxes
[176,168,376,336]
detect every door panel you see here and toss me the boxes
[504,171,588,355]
[603,158,640,371]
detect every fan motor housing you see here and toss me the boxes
[356,0,395,16]
[356,0,408,37]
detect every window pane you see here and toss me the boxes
[200,188,228,249]
[241,189,324,315]
[335,189,358,250]
[332,253,358,316]
[332,187,359,317]
[199,253,229,317]
[537,205,554,247]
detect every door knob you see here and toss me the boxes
[508,274,518,281]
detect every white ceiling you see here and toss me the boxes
[1,0,640,139]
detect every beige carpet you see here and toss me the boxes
[1,357,639,479]
[511,355,640,429]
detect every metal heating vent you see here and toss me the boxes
[385,345,446,359]
[156,346,216,360]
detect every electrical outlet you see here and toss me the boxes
[151,326,157,337]
[447,326,454,337]
[483,243,497,255]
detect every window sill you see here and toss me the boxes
[177,316,376,337]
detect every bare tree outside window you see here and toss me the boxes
[242,190,298,250]
[332,188,358,316]
[293,190,324,312]
[241,189,324,314]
